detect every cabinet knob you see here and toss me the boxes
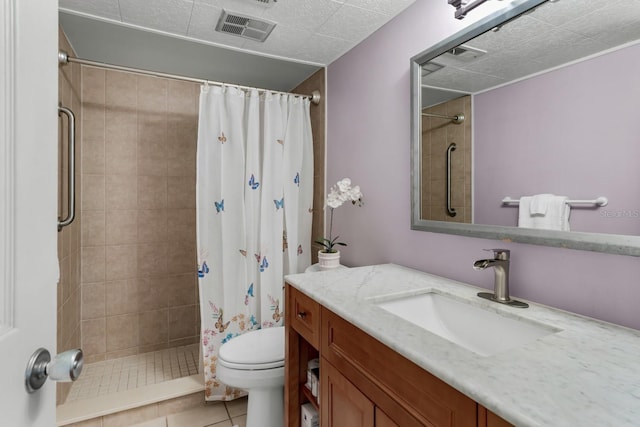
[297,311,307,319]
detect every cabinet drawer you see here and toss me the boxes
[287,284,321,348]
[322,307,477,427]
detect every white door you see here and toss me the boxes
[1,0,60,425]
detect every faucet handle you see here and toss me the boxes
[483,249,510,260]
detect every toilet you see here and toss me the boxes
[217,326,285,427]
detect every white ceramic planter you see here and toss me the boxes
[318,250,340,270]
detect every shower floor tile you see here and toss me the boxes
[66,344,199,403]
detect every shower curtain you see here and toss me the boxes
[196,85,313,400]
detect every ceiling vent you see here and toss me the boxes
[441,44,487,62]
[215,10,276,42]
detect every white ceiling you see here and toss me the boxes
[422,0,640,103]
[59,0,416,66]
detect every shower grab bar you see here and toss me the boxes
[446,143,457,217]
[58,105,76,231]
[501,197,608,207]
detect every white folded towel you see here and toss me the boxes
[518,194,570,231]
[529,193,554,215]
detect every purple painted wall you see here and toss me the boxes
[474,43,640,234]
[326,0,640,330]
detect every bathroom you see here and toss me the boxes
[3,0,640,426]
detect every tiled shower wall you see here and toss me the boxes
[421,95,472,223]
[79,67,201,363]
[58,28,83,404]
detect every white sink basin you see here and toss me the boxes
[376,292,559,356]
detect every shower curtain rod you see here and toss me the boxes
[421,112,465,124]
[58,50,321,105]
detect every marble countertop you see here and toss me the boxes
[284,264,640,427]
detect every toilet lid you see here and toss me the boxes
[218,326,284,370]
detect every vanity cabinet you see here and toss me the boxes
[285,283,513,427]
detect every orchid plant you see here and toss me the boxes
[315,178,363,253]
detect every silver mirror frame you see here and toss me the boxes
[410,0,640,257]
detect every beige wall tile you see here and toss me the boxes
[106,70,137,109]
[105,347,138,360]
[137,209,167,243]
[138,175,167,209]
[82,211,106,247]
[81,246,105,283]
[168,305,196,340]
[106,210,138,245]
[105,279,138,316]
[82,318,106,356]
[168,336,199,347]
[167,274,197,307]
[137,242,168,278]
[167,175,195,209]
[105,244,138,281]
[82,66,106,105]
[82,174,105,211]
[167,240,196,275]
[166,209,195,243]
[139,309,168,347]
[82,105,105,141]
[82,138,105,175]
[167,80,197,114]
[106,313,139,352]
[106,175,138,210]
[105,107,137,164]
[137,112,167,176]
[138,277,169,311]
[137,75,168,113]
[82,282,105,320]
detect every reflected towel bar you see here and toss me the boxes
[501,197,608,207]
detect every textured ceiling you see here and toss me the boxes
[422,0,640,104]
[59,0,415,66]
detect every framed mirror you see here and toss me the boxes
[410,0,640,256]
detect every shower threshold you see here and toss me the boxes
[56,344,203,426]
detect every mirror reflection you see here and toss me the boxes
[417,0,640,236]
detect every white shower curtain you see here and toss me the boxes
[196,86,313,400]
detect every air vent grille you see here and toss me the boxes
[216,10,276,42]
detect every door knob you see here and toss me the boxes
[25,348,83,393]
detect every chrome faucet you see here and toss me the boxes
[473,249,528,308]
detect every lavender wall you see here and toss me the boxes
[326,0,640,330]
[474,43,640,234]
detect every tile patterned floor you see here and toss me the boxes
[67,344,199,402]
[131,397,248,427]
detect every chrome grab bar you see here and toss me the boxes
[58,105,75,231]
[446,143,457,217]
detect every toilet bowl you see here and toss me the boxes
[217,326,285,427]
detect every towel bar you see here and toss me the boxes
[501,197,608,207]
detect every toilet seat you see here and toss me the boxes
[218,326,284,371]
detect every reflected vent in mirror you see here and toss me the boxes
[216,10,277,42]
[442,44,486,62]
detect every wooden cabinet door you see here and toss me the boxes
[375,408,400,427]
[322,357,375,427]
